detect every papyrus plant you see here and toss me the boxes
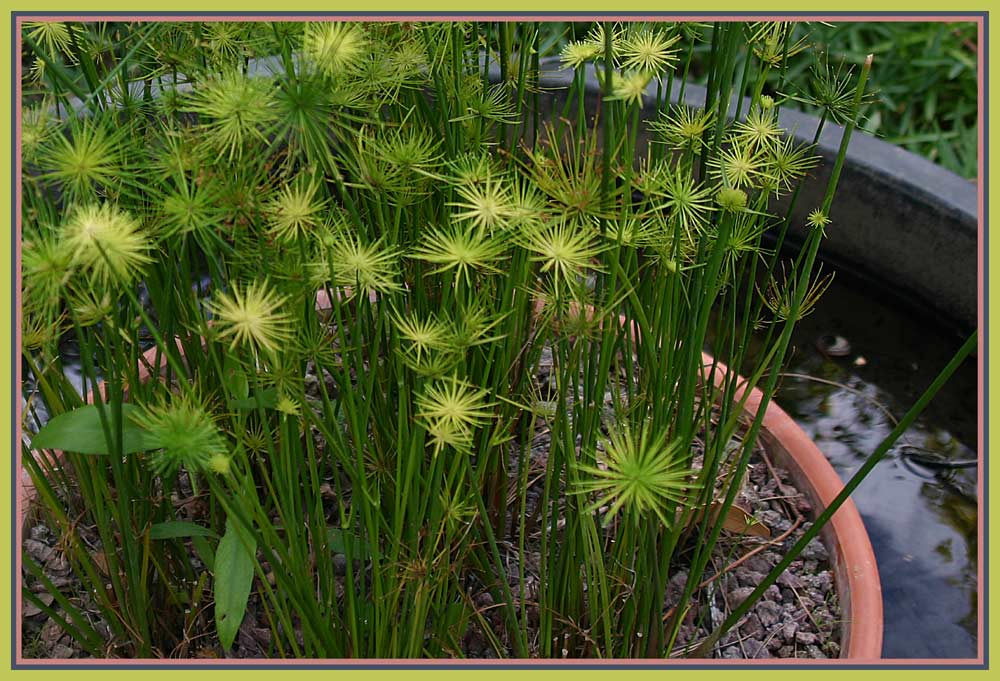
[20,19,975,659]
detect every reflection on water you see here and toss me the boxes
[775,274,979,659]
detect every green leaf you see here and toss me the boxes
[30,404,147,455]
[192,535,216,572]
[149,521,218,540]
[214,517,256,651]
[326,527,372,558]
[227,387,279,410]
[222,355,249,401]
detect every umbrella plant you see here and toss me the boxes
[19,19,975,659]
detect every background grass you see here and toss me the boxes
[548,21,980,179]
[787,22,978,180]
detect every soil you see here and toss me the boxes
[21,349,842,660]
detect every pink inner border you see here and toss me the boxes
[12,12,987,667]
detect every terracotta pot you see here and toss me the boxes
[19,301,883,660]
[701,353,883,659]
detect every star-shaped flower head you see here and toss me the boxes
[62,203,153,286]
[207,279,292,357]
[573,424,700,528]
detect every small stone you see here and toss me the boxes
[739,614,763,639]
[734,568,766,587]
[778,645,794,658]
[764,585,781,602]
[795,631,817,645]
[743,639,772,659]
[806,644,827,659]
[23,540,54,564]
[304,373,319,390]
[782,621,799,641]
[41,618,64,644]
[728,586,756,607]
[756,600,782,628]
[801,538,828,562]
[761,551,781,562]
[49,643,75,659]
[745,556,772,573]
[29,525,51,541]
[814,571,833,594]
[777,571,803,589]
[47,575,73,590]
[822,640,842,657]
[332,554,347,576]
[474,591,494,609]
[23,592,54,617]
[721,646,741,659]
[237,623,259,654]
[44,554,70,576]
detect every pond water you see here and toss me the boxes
[773,271,979,659]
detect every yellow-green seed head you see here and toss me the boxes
[207,280,292,357]
[267,179,326,243]
[131,397,229,478]
[62,203,153,286]
[717,187,748,212]
[304,22,369,77]
[560,41,601,69]
[572,425,700,528]
[208,454,232,475]
[807,208,832,231]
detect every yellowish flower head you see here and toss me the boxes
[619,29,680,76]
[207,280,292,357]
[717,187,748,212]
[304,22,368,77]
[62,203,153,286]
[208,453,232,475]
[610,70,653,107]
[276,394,301,416]
[573,425,699,528]
[560,41,601,70]
[416,377,494,453]
[267,179,326,243]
